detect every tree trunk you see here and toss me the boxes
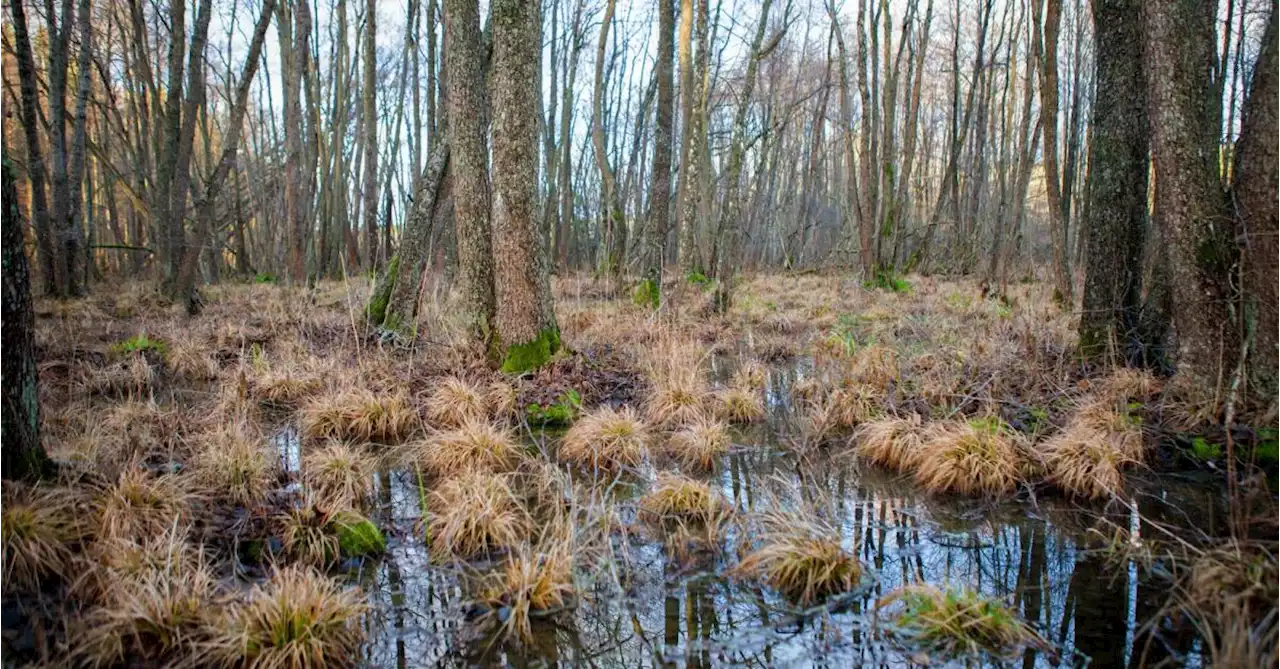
[678,0,709,277]
[362,0,380,269]
[641,0,676,308]
[1231,1,1278,402]
[491,0,559,372]
[591,0,626,290]
[1079,0,1148,363]
[1143,0,1238,393]
[2,159,52,481]
[7,0,56,295]
[1033,0,1072,304]
[444,0,496,354]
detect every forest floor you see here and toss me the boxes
[4,272,1277,667]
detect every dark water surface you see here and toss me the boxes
[280,361,1222,668]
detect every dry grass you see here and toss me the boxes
[302,441,377,507]
[666,416,731,470]
[827,383,882,428]
[165,339,220,381]
[731,360,768,392]
[558,406,650,472]
[77,354,157,398]
[1041,399,1144,500]
[881,585,1043,657]
[848,344,899,390]
[912,418,1024,497]
[853,414,927,471]
[191,424,276,506]
[714,386,765,423]
[426,471,533,560]
[414,420,524,477]
[638,473,729,525]
[1,485,85,592]
[212,565,367,669]
[642,340,711,426]
[249,368,324,408]
[424,376,490,427]
[481,542,575,643]
[93,467,194,541]
[301,387,418,443]
[735,513,860,606]
[276,501,354,567]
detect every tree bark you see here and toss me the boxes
[362,0,380,269]
[2,159,52,481]
[1143,0,1238,392]
[1033,0,1072,304]
[591,0,627,290]
[643,0,675,308]
[7,0,56,295]
[1231,0,1278,402]
[1078,0,1149,363]
[444,0,496,354]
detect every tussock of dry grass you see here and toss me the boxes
[882,585,1043,657]
[1,485,85,592]
[414,420,524,477]
[731,361,768,391]
[558,406,650,472]
[301,388,417,443]
[165,339,220,381]
[735,513,860,605]
[853,414,926,471]
[426,471,532,560]
[77,355,157,398]
[93,467,194,541]
[481,542,575,643]
[192,424,276,506]
[212,566,367,669]
[248,368,323,408]
[1041,399,1144,500]
[667,416,731,470]
[714,386,765,423]
[638,473,728,525]
[642,341,711,426]
[848,344,899,390]
[277,501,360,567]
[828,383,882,427]
[302,442,377,507]
[1178,544,1279,668]
[912,418,1023,497]
[424,376,490,427]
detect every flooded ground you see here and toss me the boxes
[272,361,1224,668]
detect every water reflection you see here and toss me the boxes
[351,363,1218,668]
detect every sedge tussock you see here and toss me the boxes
[559,406,650,472]
[165,339,220,381]
[735,513,860,606]
[730,360,768,392]
[828,383,882,428]
[848,344,899,390]
[881,585,1043,657]
[248,368,323,408]
[853,414,927,471]
[276,501,364,568]
[667,417,731,471]
[302,441,377,507]
[1,485,85,592]
[301,388,418,443]
[714,386,765,423]
[485,380,518,421]
[93,467,195,541]
[638,472,730,526]
[73,560,218,667]
[480,542,575,643]
[191,424,277,506]
[211,565,367,669]
[912,418,1023,497]
[424,376,490,428]
[414,420,524,477]
[642,340,711,426]
[77,354,156,398]
[426,471,532,560]
[1040,399,1144,500]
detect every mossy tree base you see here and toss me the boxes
[633,278,660,309]
[501,327,561,374]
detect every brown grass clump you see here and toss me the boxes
[302,442,377,507]
[165,339,220,381]
[415,420,524,477]
[881,585,1043,657]
[735,514,860,606]
[424,376,490,428]
[912,418,1023,497]
[853,414,926,471]
[486,380,518,420]
[714,386,765,423]
[276,501,377,567]
[642,341,710,426]
[1040,399,1144,500]
[558,406,650,472]
[1,485,85,592]
[212,565,367,669]
[93,467,194,541]
[480,543,575,643]
[828,383,882,428]
[191,424,277,506]
[249,368,323,408]
[638,473,728,525]
[426,471,532,560]
[731,360,768,392]
[301,388,417,443]
[666,417,731,470]
[78,354,157,398]
[849,344,899,390]
[1178,544,1279,668]
[73,560,218,667]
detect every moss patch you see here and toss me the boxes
[633,278,660,309]
[526,389,581,426]
[365,254,400,326]
[501,327,561,374]
[337,517,386,558]
[112,333,167,357]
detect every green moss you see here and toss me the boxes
[633,278,661,308]
[863,270,911,293]
[337,516,386,558]
[526,389,581,426]
[501,326,561,374]
[365,254,400,326]
[1190,436,1222,461]
[686,271,711,288]
[112,333,167,356]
